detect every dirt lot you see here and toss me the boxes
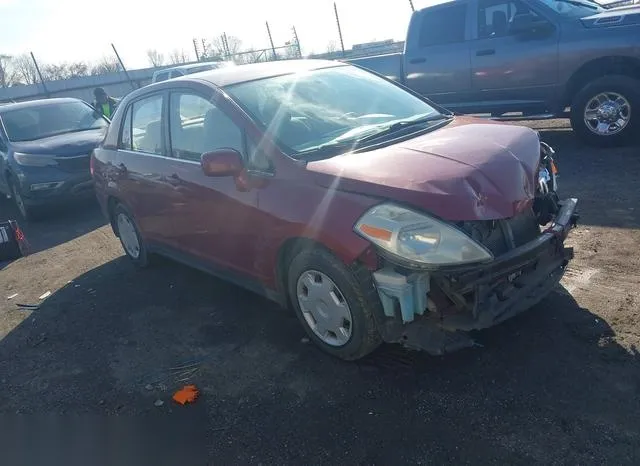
[1,121,639,464]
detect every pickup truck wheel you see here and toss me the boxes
[287,248,382,360]
[570,75,639,147]
[113,204,150,268]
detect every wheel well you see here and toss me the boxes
[107,196,120,236]
[275,237,327,308]
[564,56,640,108]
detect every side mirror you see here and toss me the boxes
[509,13,552,35]
[200,149,244,177]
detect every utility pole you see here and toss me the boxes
[111,44,137,90]
[409,0,415,11]
[334,2,346,57]
[193,39,200,61]
[222,33,231,59]
[266,21,277,60]
[29,52,50,97]
[292,25,302,58]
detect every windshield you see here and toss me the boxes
[225,65,443,157]
[537,0,603,17]
[1,101,109,142]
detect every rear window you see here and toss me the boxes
[418,5,468,47]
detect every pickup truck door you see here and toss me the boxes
[403,2,474,109]
[469,0,560,114]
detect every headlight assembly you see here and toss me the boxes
[13,152,58,167]
[354,203,493,267]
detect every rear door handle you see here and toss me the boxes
[476,49,495,56]
[409,57,426,64]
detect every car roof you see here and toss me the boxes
[155,62,227,74]
[177,59,345,88]
[0,97,84,114]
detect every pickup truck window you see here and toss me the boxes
[418,4,468,47]
[478,0,541,38]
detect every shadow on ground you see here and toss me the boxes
[0,197,106,255]
[1,256,638,463]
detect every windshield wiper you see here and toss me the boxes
[356,114,453,144]
[295,114,452,159]
[554,0,599,9]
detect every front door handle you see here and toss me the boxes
[409,57,426,64]
[476,49,495,56]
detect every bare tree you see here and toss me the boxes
[282,41,300,59]
[11,54,39,85]
[146,49,165,67]
[168,49,190,64]
[241,48,266,64]
[0,54,13,87]
[325,41,339,53]
[90,56,121,76]
[43,62,89,81]
[208,35,243,60]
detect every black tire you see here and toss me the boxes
[287,247,382,360]
[112,203,150,268]
[570,75,640,147]
[8,176,39,222]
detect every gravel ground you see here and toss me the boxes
[1,121,639,465]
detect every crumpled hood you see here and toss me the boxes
[10,129,106,156]
[306,118,540,221]
[581,5,640,28]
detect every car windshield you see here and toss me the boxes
[537,0,603,16]
[225,65,445,158]
[1,100,109,142]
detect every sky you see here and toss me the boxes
[0,0,437,70]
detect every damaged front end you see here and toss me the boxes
[358,142,578,355]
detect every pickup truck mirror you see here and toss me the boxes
[509,13,553,35]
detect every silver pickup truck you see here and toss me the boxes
[346,0,640,146]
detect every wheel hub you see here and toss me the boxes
[296,270,353,347]
[117,213,141,259]
[583,91,631,136]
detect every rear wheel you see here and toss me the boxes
[113,204,150,267]
[570,75,639,147]
[287,247,381,360]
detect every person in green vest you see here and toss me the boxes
[92,87,118,119]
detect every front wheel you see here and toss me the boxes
[287,247,382,360]
[8,177,39,221]
[570,75,639,147]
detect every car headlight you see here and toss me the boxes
[13,152,58,167]
[354,203,493,267]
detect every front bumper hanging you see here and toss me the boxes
[371,198,579,355]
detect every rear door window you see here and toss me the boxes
[121,94,164,155]
[418,4,468,47]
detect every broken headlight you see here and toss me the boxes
[354,203,493,267]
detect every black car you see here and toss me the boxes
[0,98,109,220]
